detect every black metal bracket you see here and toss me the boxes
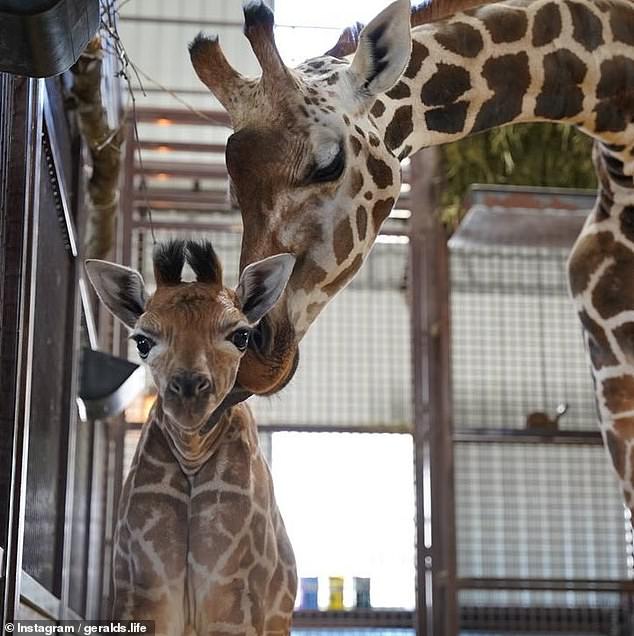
[0,0,99,78]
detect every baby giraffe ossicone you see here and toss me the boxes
[86,240,297,636]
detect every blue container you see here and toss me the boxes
[299,577,319,610]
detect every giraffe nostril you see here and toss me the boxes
[168,378,183,396]
[196,377,212,394]
[168,372,213,399]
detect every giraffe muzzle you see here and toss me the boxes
[167,371,213,400]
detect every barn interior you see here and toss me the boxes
[1,1,633,635]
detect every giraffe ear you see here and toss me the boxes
[236,254,296,324]
[85,260,148,329]
[347,0,411,98]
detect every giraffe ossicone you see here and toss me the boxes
[191,0,634,515]
[85,240,297,635]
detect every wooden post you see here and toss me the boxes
[408,146,458,636]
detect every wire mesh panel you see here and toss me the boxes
[451,246,596,431]
[456,443,630,605]
[449,199,634,634]
[459,598,634,635]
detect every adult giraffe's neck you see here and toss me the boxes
[370,0,634,159]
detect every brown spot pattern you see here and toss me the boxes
[604,375,634,416]
[568,231,614,295]
[386,81,411,100]
[334,217,354,265]
[592,245,634,319]
[566,1,604,51]
[349,136,362,156]
[404,41,428,79]
[620,206,634,242]
[434,22,484,58]
[208,579,246,623]
[472,53,530,133]
[370,100,386,118]
[385,105,413,151]
[371,197,396,231]
[366,155,393,189]
[426,101,469,134]
[356,206,368,240]
[535,50,586,120]
[306,302,323,322]
[322,254,364,296]
[594,56,634,133]
[614,322,634,363]
[300,259,328,294]
[614,417,634,438]
[480,7,528,43]
[606,429,626,478]
[421,63,471,107]
[532,2,562,46]
[578,309,619,368]
[610,3,634,45]
[348,168,364,198]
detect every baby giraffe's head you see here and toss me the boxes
[85,240,294,433]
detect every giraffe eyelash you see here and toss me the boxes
[310,145,345,183]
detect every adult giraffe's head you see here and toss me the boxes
[189,0,412,396]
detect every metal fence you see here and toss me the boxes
[450,190,634,635]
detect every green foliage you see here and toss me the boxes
[439,123,596,227]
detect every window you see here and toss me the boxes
[271,432,416,610]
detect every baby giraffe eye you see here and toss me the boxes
[230,328,250,352]
[132,335,155,359]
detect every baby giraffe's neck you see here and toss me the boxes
[151,399,250,476]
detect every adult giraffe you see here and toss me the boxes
[190,0,634,510]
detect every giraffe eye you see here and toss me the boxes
[230,328,251,351]
[132,335,155,359]
[311,145,345,183]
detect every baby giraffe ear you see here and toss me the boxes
[347,0,411,99]
[236,254,296,324]
[85,259,148,329]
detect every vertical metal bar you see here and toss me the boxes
[101,416,125,618]
[119,114,135,270]
[1,77,43,623]
[85,421,105,619]
[113,117,135,359]
[55,88,85,620]
[408,147,458,636]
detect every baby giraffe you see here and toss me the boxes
[85,240,297,636]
